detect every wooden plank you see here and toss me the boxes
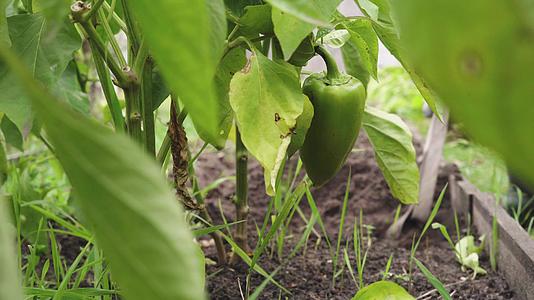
[412,111,449,222]
[459,181,534,300]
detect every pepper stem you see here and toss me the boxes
[316,46,343,81]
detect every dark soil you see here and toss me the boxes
[198,134,514,300]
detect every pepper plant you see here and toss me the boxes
[0,0,428,299]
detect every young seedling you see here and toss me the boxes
[432,222,487,278]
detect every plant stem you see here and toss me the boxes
[120,0,141,54]
[141,56,155,155]
[96,8,127,67]
[222,34,273,60]
[102,1,127,32]
[190,166,228,265]
[316,46,343,81]
[91,50,125,131]
[72,13,129,87]
[84,0,105,21]
[234,127,250,253]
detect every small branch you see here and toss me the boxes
[96,8,127,67]
[234,127,250,254]
[120,0,141,54]
[91,48,125,131]
[221,34,273,60]
[83,0,105,21]
[72,2,129,87]
[133,39,149,76]
[102,1,128,32]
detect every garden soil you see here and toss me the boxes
[198,133,514,300]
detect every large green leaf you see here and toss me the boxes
[272,8,315,59]
[0,0,9,47]
[0,14,80,132]
[352,281,415,300]
[363,106,419,204]
[213,48,247,143]
[272,0,342,58]
[341,37,370,86]
[207,0,227,61]
[0,199,23,300]
[239,4,273,36]
[0,46,205,300]
[224,0,262,17]
[229,48,305,195]
[128,0,226,148]
[391,0,534,189]
[354,0,441,118]
[266,0,342,26]
[340,17,378,83]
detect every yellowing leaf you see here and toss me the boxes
[229,49,305,195]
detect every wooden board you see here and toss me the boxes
[455,180,534,300]
[412,111,449,222]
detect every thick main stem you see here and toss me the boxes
[141,57,155,155]
[234,127,250,253]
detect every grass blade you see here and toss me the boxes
[414,258,452,300]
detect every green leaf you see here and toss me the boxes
[356,0,391,24]
[229,48,305,195]
[363,106,419,204]
[266,0,342,26]
[1,115,23,150]
[455,236,487,275]
[356,0,379,22]
[207,0,227,61]
[413,258,452,300]
[128,0,225,148]
[341,38,370,86]
[55,61,90,115]
[0,0,10,47]
[443,140,509,196]
[355,2,442,118]
[320,29,350,48]
[0,14,81,132]
[32,0,71,21]
[352,281,415,300]
[340,17,378,80]
[0,140,6,184]
[271,0,342,58]
[239,4,273,35]
[391,0,534,189]
[287,96,313,157]
[224,0,262,17]
[0,199,23,300]
[0,46,206,300]
[213,48,247,144]
[151,67,170,111]
[272,8,315,60]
